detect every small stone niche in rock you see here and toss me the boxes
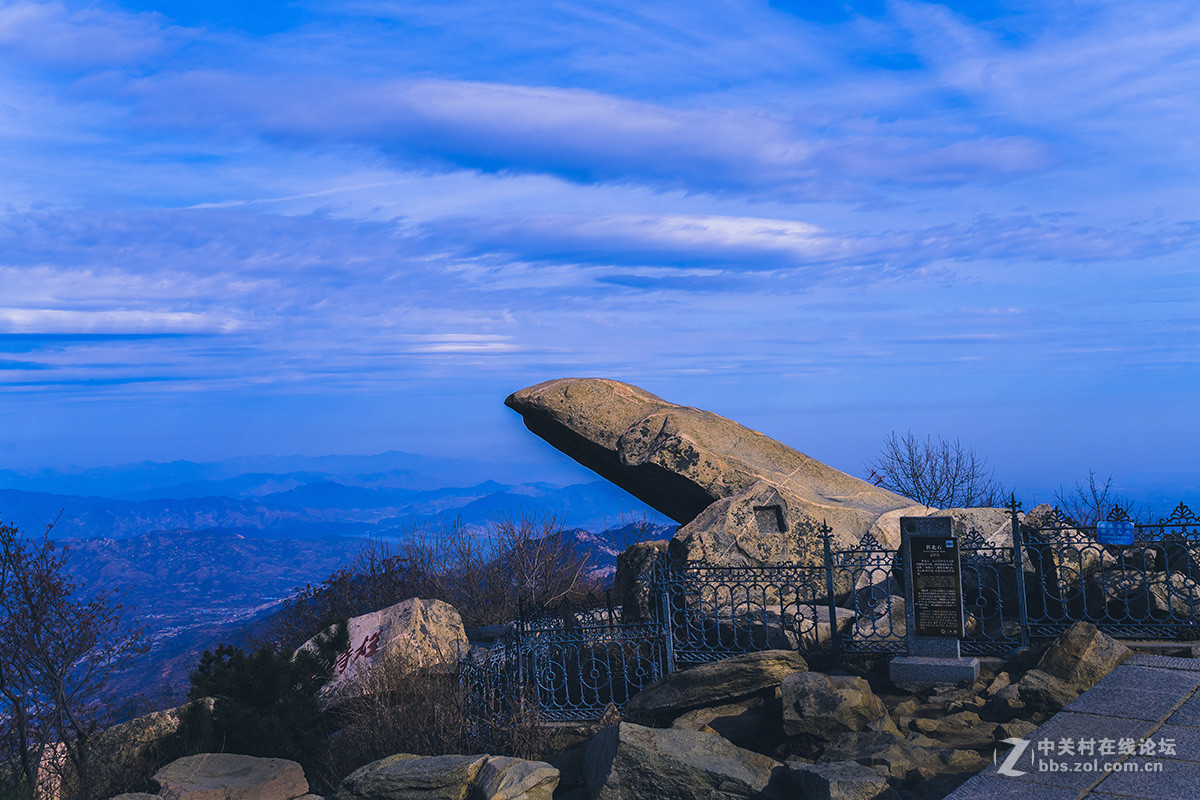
[755,505,786,535]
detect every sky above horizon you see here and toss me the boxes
[0,0,1197,504]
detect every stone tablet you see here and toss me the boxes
[910,534,965,638]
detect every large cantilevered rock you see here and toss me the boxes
[505,378,912,565]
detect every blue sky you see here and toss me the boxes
[0,0,1196,503]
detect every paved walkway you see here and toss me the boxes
[947,654,1200,800]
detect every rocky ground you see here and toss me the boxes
[101,616,1150,800]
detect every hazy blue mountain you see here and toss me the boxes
[0,480,664,541]
[0,450,596,499]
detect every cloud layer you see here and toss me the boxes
[0,0,1196,497]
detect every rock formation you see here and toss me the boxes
[505,378,912,566]
[333,753,557,800]
[295,598,468,697]
[152,754,310,800]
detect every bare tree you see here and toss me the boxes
[1053,471,1143,527]
[0,521,147,800]
[865,430,1006,509]
[398,513,598,627]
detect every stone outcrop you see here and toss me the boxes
[505,378,912,566]
[1033,620,1131,692]
[332,754,557,800]
[152,754,309,800]
[472,757,559,800]
[784,760,898,800]
[584,722,785,800]
[625,650,806,727]
[1023,504,1117,594]
[612,540,668,622]
[670,696,778,751]
[1149,572,1200,617]
[781,673,896,741]
[296,598,468,695]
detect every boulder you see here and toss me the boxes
[906,711,998,751]
[475,757,559,800]
[670,695,778,750]
[55,699,215,799]
[850,595,904,643]
[612,540,668,622]
[505,379,912,567]
[1149,572,1200,618]
[784,760,899,800]
[816,730,942,782]
[625,650,806,726]
[706,605,855,653]
[152,754,308,800]
[1023,504,1117,595]
[1091,568,1149,604]
[333,754,487,800]
[1034,620,1131,692]
[781,673,896,741]
[1015,669,1079,713]
[296,598,468,694]
[583,722,784,800]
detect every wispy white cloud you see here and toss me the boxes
[0,1,179,69]
[129,74,1051,199]
[0,307,239,334]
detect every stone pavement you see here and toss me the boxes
[946,654,1200,800]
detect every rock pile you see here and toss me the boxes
[542,623,1132,800]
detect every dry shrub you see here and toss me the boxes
[398,513,601,628]
[320,647,551,789]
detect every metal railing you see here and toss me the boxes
[461,499,1197,721]
[1023,503,1200,641]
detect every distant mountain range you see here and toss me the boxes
[0,451,674,709]
[0,451,668,541]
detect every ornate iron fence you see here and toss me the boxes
[460,500,1195,721]
[1023,503,1200,640]
[510,595,666,721]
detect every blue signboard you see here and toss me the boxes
[1097,519,1135,545]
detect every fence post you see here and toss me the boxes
[822,520,841,662]
[657,552,677,673]
[1009,494,1030,649]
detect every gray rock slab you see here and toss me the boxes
[334,754,488,800]
[1092,756,1200,799]
[889,656,979,689]
[475,756,559,800]
[1085,665,1200,696]
[1142,723,1200,762]
[943,774,1080,800]
[625,649,806,725]
[1063,687,1185,721]
[786,760,898,800]
[1126,653,1200,672]
[1165,692,1200,727]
